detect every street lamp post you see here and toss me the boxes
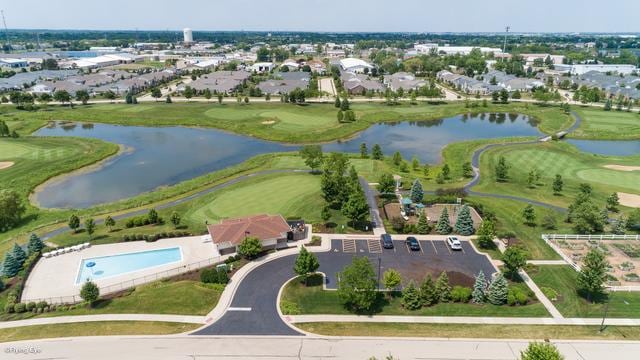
[377,257,382,290]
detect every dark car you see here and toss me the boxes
[405,236,420,251]
[381,234,394,249]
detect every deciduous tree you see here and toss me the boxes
[577,248,608,302]
[337,257,377,312]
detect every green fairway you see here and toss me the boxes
[573,107,640,140]
[1,101,573,143]
[281,275,550,317]
[183,172,325,224]
[0,137,118,254]
[529,265,640,318]
[0,321,199,342]
[296,322,640,340]
[476,141,640,210]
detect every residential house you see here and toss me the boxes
[341,72,384,95]
[338,58,374,74]
[383,72,427,91]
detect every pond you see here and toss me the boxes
[566,139,640,157]
[33,113,540,208]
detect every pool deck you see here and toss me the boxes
[21,236,220,304]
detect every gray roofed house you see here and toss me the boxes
[383,72,427,91]
[341,72,384,95]
[1,69,78,91]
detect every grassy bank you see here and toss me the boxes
[1,102,572,143]
[0,137,119,254]
[529,265,640,318]
[0,321,198,343]
[0,280,222,322]
[280,275,549,317]
[296,322,640,340]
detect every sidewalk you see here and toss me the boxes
[0,314,205,330]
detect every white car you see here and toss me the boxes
[446,236,462,250]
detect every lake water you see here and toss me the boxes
[34,113,540,208]
[566,139,640,157]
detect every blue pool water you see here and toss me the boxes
[76,247,182,284]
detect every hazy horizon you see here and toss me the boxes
[2,0,639,33]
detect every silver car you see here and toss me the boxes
[446,236,462,250]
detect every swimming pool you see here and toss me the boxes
[76,247,183,284]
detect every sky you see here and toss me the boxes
[3,0,640,33]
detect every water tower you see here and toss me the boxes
[183,28,193,43]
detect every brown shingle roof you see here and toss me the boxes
[207,214,290,247]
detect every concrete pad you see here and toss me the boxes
[22,236,220,304]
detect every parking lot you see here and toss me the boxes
[317,238,496,289]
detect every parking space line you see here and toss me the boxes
[367,239,382,254]
[445,242,452,254]
[430,240,438,254]
[342,239,356,253]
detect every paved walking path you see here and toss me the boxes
[288,314,640,326]
[359,176,386,235]
[518,269,564,319]
[0,314,205,330]
[527,259,568,265]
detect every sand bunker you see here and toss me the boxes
[261,120,276,125]
[0,161,14,170]
[604,165,640,172]
[618,192,640,208]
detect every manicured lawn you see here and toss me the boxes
[0,280,223,322]
[180,172,325,225]
[0,321,198,342]
[456,196,563,260]
[296,322,640,340]
[476,141,640,210]
[1,101,573,143]
[529,265,640,318]
[573,107,640,140]
[0,137,118,254]
[280,275,549,317]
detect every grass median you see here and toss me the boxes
[0,321,198,343]
[296,322,640,340]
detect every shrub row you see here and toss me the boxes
[5,301,83,314]
[123,231,191,242]
[124,215,164,228]
[224,254,242,265]
[200,268,229,285]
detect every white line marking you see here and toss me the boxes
[227,307,252,311]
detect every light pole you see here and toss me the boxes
[377,257,382,290]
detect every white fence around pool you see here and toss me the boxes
[22,255,223,305]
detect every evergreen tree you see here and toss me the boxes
[522,204,536,226]
[2,252,20,277]
[340,97,350,111]
[104,216,116,232]
[487,272,508,305]
[454,205,475,235]
[11,243,26,266]
[402,280,423,310]
[441,164,451,179]
[419,274,437,306]
[495,156,509,182]
[435,207,452,234]
[27,233,44,254]
[372,144,383,160]
[359,143,368,158]
[472,271,487,304]
[462,162,473,178]
[392,151,403,166]
[334,97,341,108]
[435,271,451,302]
[410,179,424,203]
[552,174,563,195]
[68,214,80,233]
[417,210,431,234]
